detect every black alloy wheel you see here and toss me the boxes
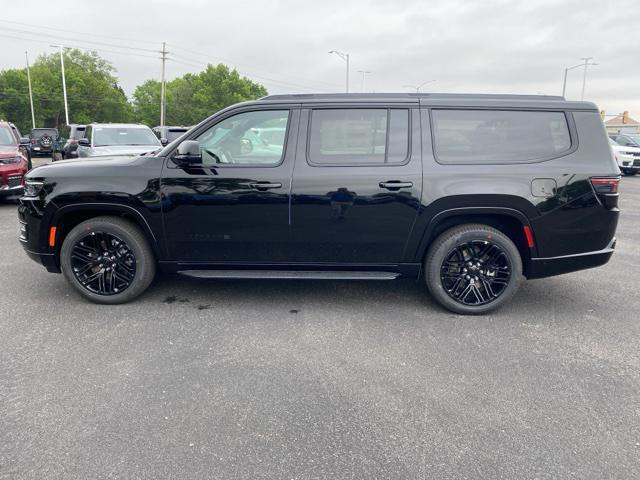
[70,231,136,295]
[425,224,523,314]
[60,216,156,304]
[440,240,511,306]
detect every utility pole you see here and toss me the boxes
[329,50,350,93]
[50,45,70,125]
[160,42,168,127]
[357,70,371,92]
[580,57,594,101]
[25,51,35,129]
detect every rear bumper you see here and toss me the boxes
[527,237,616,279]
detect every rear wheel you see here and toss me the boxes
[60,216,156,304]
[424,224,523,314]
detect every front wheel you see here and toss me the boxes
[60,216,156,304]
[424,224,523,314]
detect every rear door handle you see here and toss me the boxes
[249,182,282,191]
[379,181,413,190]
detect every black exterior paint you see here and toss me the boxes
[19,93,620,281]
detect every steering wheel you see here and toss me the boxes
[204,148,236,164]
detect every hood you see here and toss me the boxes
[26,153,161,180]
[610,143,640,154]
[0,145,20,156]
[89,145,161,157]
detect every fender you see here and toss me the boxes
[49,202,160,256]
[410,205,538,263]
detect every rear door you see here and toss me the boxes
[289,105,422,263]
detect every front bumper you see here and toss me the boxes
[0,184,24,197]
[18,201,61,273]
[527,237,616,279]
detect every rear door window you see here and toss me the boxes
[308,108,410,165]
[431,109,572,164]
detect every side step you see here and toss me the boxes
[177,270,400,280]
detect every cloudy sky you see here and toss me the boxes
[1,0,639,118]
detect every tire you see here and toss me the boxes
[424,223,523,315]
[51,152,63,161]
[60,216,156,304]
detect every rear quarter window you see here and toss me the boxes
[431,109,573,164]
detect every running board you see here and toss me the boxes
[177,270,400,280]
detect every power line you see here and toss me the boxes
[0,33,159,60]
[169,54,327,93]
[0,26,159,53]
[169,44,342,90]
[0,19,161,47]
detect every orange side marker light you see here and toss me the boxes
[49,226,57,247]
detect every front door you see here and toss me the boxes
[160,108,299,263]
[289,107,422,263]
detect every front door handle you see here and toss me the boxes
[249,182,282,191]
[379,181,413,191]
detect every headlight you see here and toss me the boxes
[23,180,44,197]
[0,156,21,165]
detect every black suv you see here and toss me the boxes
[29,128,60,158]
[18,94,620,314]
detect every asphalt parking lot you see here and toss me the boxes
[1,160,639,479]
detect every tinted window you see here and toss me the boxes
[308,109,409,165]
[166,129,188,142]
[196,110,289,166]
[432,110,571,164]
[31,129,58,139]
[0,127,16,145]
[93,127,160,147]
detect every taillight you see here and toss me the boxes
[591,176,620,209]
[69,140,78,145]
[30,139,36,144]
[590,177,620,194]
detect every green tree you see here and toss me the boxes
[0,49,132,133]
[132,64,268,127]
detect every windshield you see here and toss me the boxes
[70,127,86,140]
[166,129,188,142]
[626,134,640,144]
[94,127,160,147]
[0,127,17,146]
[31,129,58,139]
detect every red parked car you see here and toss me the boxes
[0,121,29,199]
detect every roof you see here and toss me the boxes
[90,123,152,128]
[258,92,597,110]
[604,115,640,126]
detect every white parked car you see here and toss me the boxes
[77,124,162,158]
[609,137,640,176]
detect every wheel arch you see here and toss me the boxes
[49,203,160,267]
[415,207,537,277]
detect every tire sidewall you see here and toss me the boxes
[425,226,523,315]
[60,218,154,304]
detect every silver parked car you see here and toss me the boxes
[77,123,162,158]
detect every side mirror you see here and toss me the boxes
[78,138,90,146]
[160,137,169,146]
[173,140,202,165]
[19,137,30,145]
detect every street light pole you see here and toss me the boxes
[160,42,168,127]
[25,51,35,129]
[51,45,69,125]
[357,70,371,92]
[562,58,596,98]
[403,80,436,93]
[580,57,595,101]
[329,50,350,93]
